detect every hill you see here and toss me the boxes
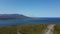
[0,14,32,20]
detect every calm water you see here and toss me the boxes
[0,18,60,26]
[0,20,17,26]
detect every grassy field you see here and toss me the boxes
[0,24,47,34]
[54,24,60,34]
[0,24,60,34]
[0,26,17,34]
[17,24,47,34]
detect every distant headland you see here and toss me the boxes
[0,14,28,20]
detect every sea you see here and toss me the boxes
[0,18,60,26]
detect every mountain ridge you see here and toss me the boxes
[0,14,31,20]
[0,14,37,20]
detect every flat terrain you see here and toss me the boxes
[0,26,17,34]
[44,24,55,34]
[54,24,60,34]
[0,24,60,34]
[17,24,47,34]
[0,24,47,34]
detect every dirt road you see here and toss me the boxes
[43,24,55,34]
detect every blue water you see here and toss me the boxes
[0,18,60,26]
[0,20,17,26]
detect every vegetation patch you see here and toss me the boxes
[54,24,60,34]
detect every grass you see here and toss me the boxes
[0,24,47,34]
[17,24,47,34]
[0,24,60,34]
[54,24,60,34]
[0,26,17,34]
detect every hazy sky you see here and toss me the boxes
[0,0,60,17]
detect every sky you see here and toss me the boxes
[0,0,60,17]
